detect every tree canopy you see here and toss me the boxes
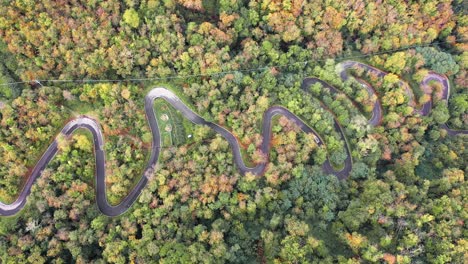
[0,1,467,263]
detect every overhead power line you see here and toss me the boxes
[0,37,466,87]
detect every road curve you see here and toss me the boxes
[338,61,467,134]
[2,62,465,217]
[1,87,351,217]
[337,61,383,126]
[300,78,353,179]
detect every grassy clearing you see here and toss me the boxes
[63,99,97,115]
[146,81,198,145]
[154,99,175,147]
[164,101,195,146]
[0,209,23,235]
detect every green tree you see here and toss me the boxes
[123,8,140,28]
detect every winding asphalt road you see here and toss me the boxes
[300,78,353,179]
[421,72,467,135]
[1,62,466,217]
[337,62,383,126]
[338,61,467,134]
[0,88,351,217]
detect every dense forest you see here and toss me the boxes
[0,0,467,263]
